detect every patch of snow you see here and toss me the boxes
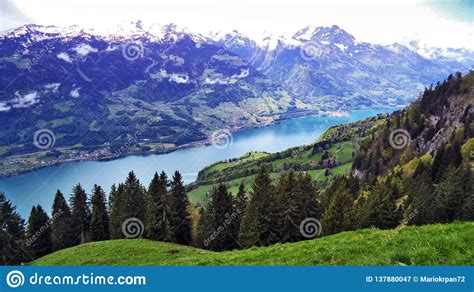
[335,43,348,52]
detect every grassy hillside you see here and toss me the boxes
[188,114,388,204]
[31,221,473,266]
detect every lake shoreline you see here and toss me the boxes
[0,108,395,180]
[0,109,318,180]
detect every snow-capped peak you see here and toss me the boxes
[258,34,300,51]
[293,25,355,47]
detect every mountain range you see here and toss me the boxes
[0,21,472,175]
[212,25,473,109]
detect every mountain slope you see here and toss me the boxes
[188,71,474,203]
[0,23,306,176]
[216,25,473,110]
[31,221,473,266]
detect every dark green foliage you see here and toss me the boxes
[108,183,127,239]
[146,172,174,242]
[70,184,91,245]
[169,171,192,245]
[26,205,52,259]
[204,183,237,251]
[276,170,303,242]
[0,193,27,265]
[196,207,214,248]
[405,162,435,225]
[196,182,246,251]
[431,165,472,222]
[365,172,403,229]
[232,183,247,240]
[321,176,354,235]
[124,171,146,222]
[239,165,280,247]
[90,185,110,241]
[50,190,75,251]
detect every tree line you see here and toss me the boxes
[0,170,191,265]
[196,167,318,251]
[1,140,472,264]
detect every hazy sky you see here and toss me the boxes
[1,0,472,48]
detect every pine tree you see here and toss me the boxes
[146,172,174,241]
[368,174,403,229]
[431,147,444,181]
[431,164,472,222]
[237,193,259,248]
[124,171,146,222]
[235,183,247,213]
[239,165,278,247]
[206,183,236,251]
[89,185,110,241]
[70,184,91,244]
[276,170,302,243]
[296,172,318,219]
[108,183,127,239]
[0,193,27,265]
[350,189,372,229]
[321,176,354,235]
[196,207,214,248]
[231,183,247,243]
[50,190,75,251]
[26,205,52,259]
[169,171,192,245]
[405,162,434,225]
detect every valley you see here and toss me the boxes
[0,109,388,218]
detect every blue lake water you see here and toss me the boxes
[0,109,393,217]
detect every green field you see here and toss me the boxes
[31,221,473,266]
[188,140,358,204]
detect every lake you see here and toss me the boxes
[0,109,393,217]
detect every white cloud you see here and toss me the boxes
[73,44,98,57]
[11,91,39,108]
[44,83,60,92]
[70,88,80,97]
[0,101,11,112]
[203,68,249,84]
[57,52,72,63]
